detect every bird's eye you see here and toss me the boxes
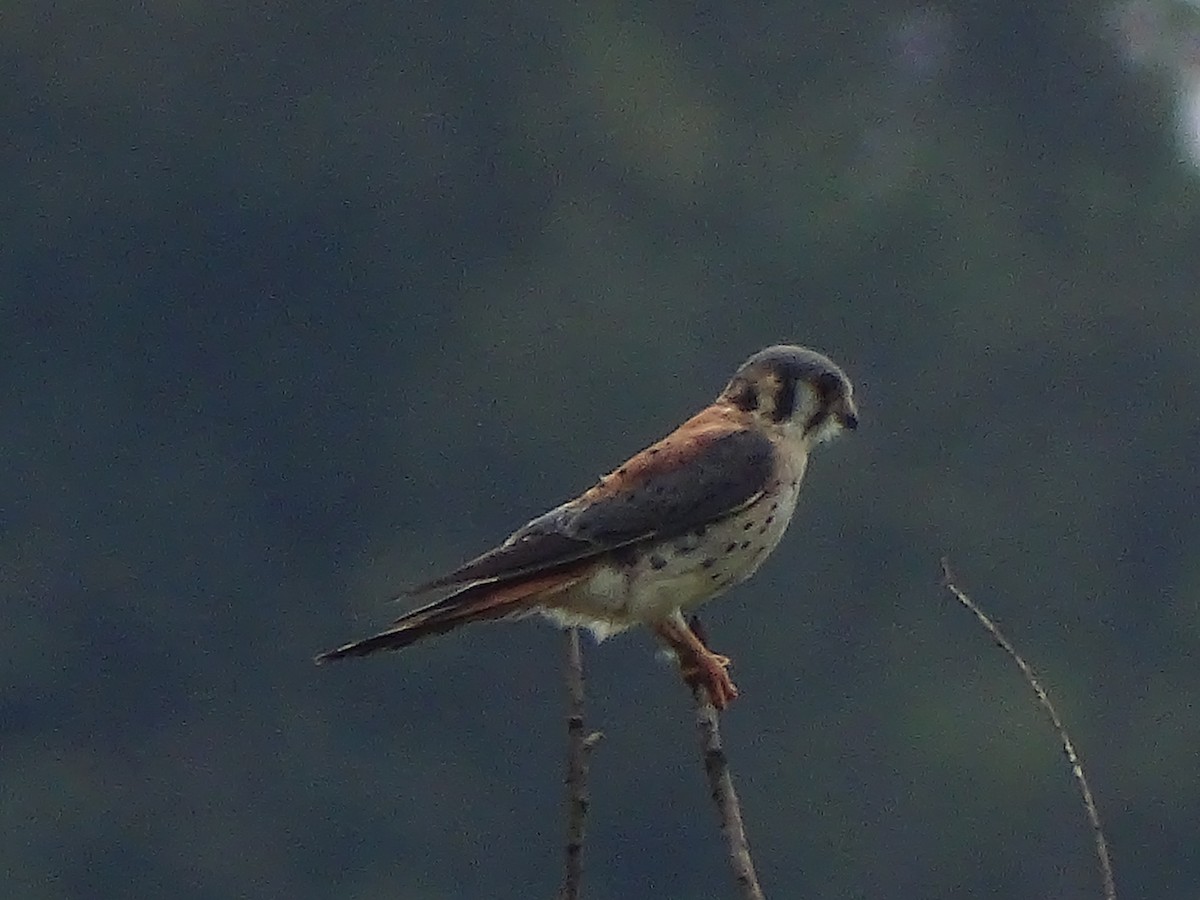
[815,372,842,402]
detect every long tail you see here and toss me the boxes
[314,568,585,663]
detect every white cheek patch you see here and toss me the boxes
[811,418,844,444]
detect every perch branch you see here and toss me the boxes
[689,617,766,900]
[557,627,602,900]
[940,558,1116,900]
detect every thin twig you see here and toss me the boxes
[558,627,602,900]
[689,619,766,900]
[940,558,1116,900]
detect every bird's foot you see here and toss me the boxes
[680,649,739,710]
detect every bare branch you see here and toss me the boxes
[689,619,766,900]
[940,558,1117,900]
[557,627,602,900]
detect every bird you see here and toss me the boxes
[316,345,858,709]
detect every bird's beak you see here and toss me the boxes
[839,402,859,431]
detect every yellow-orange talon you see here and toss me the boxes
[655,616,740,709]
[681,650,739,709]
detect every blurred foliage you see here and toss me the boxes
[4,1,1200,898]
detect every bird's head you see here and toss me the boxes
[719,345,858,446]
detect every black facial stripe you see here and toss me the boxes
[728,378,758,412]
[805,407,828,432]
[803,372,845,430]
[772,374,797,422]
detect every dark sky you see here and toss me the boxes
[5,2,1200,898]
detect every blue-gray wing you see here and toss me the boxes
[411,427,775,594]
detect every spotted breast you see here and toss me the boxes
[541,462,807,640]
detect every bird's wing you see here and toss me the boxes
[410,420,775,595]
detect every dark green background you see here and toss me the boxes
[5,2,1198,898]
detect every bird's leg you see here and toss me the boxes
[684,616,738,707]
[654,614,739,709]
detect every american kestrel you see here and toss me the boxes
[317,345,858,709]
